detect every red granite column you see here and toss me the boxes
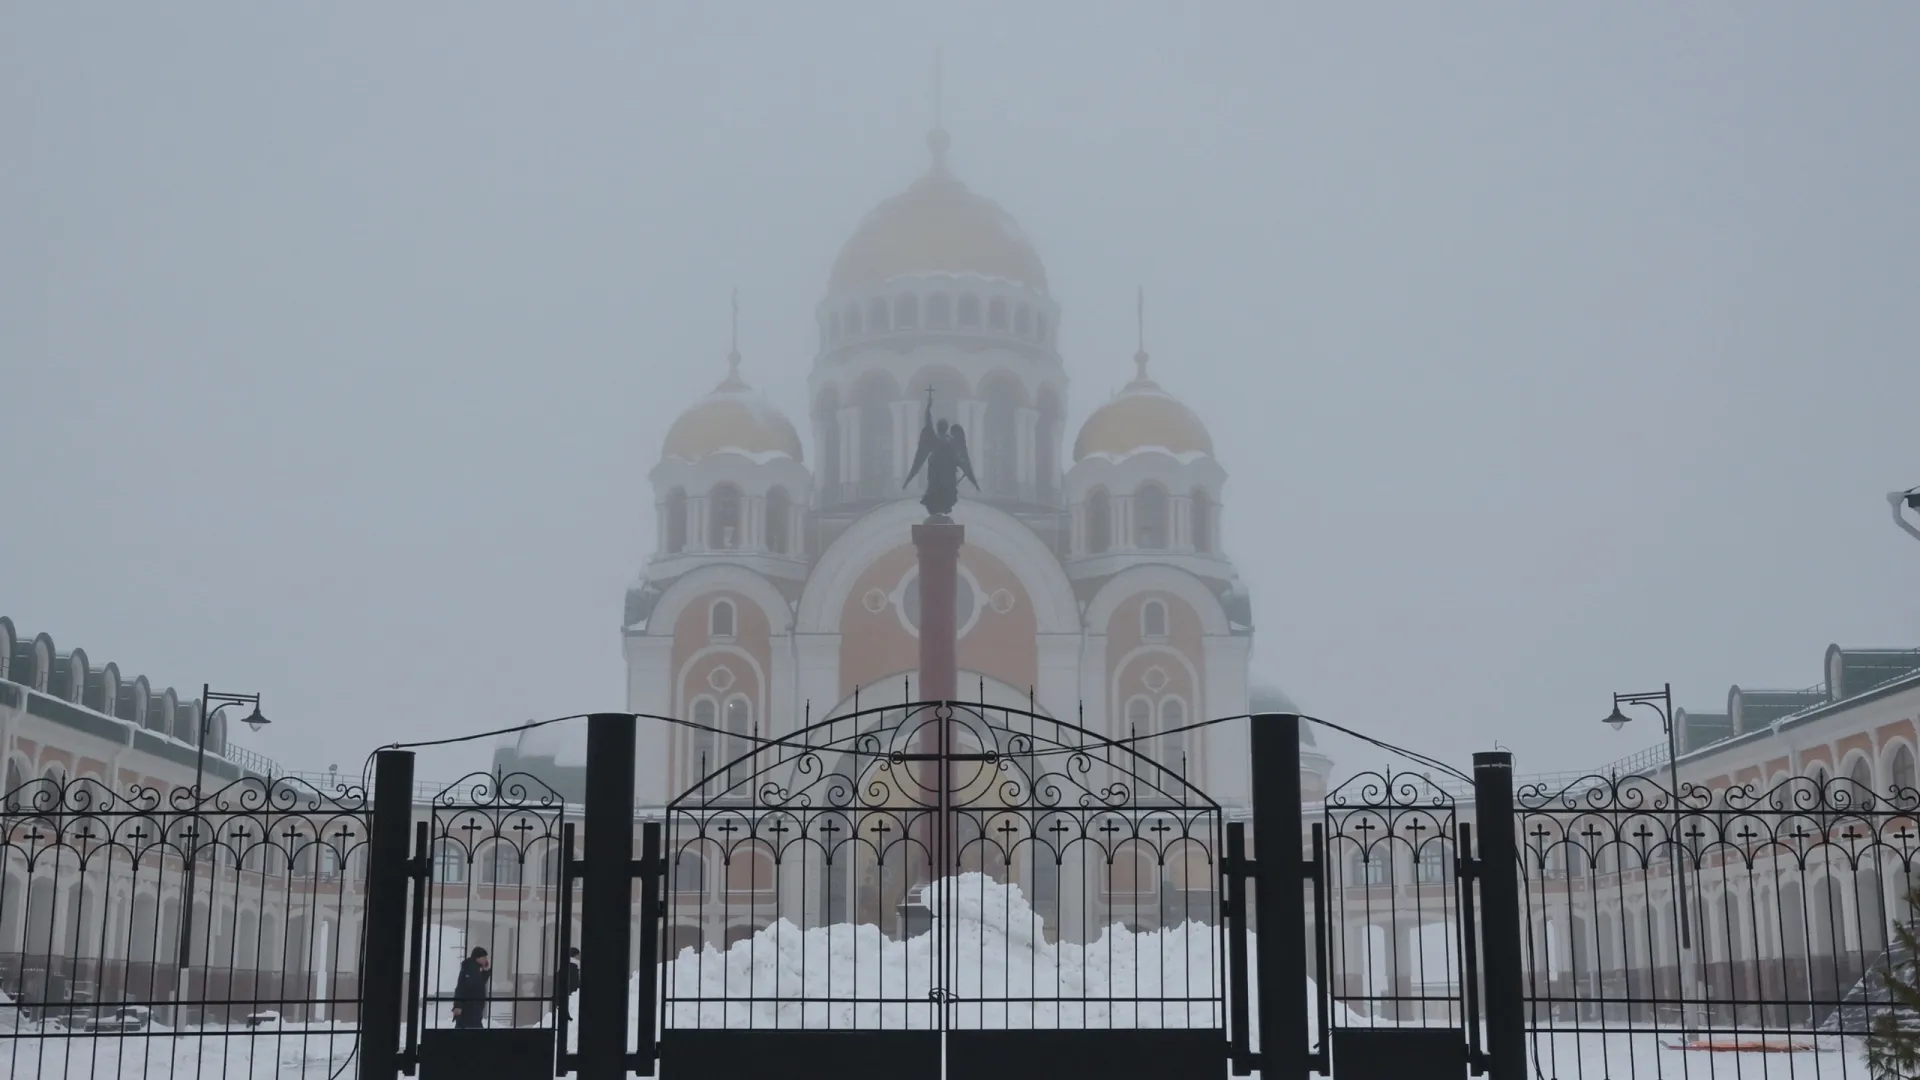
[912,521,963,893]
[912,522,964,700]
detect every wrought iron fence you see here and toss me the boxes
[1,772,370,1079]
[1514,771,1920,1077]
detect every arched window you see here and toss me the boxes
[765,488,791,555]
[725,697,753,786]
[927,293,952,330]
[867,297,889,332]
[1087,489,1112,554]
[987,298,1009,332]
[1848,756,1876,809]
[855,377,895,498]
[3,757,23,800]
[1141,599,1169,639]
[690,698,718,785]
[1014,305,1032,337]
[672,851,707,896]
[1191,489,1213,553]
[983,377,1021,495]
[709,600,736,639]
[1126,697,1152,737]
[665,488,688,554]
[1134,484,1169,549]
[893,293,919,330]
[1892,745,1917,796]
[481,843,522,887]
[814,388,841,493]
[1035,389,1060,501]
[957,294,981,329]
[432,840,467,884]
[1160,698,1187,764]
[710,484,743,550]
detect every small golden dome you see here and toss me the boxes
[828,138,1047,294]
[1072,352,1214,462]
[661,355,804,463]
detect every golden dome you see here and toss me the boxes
[1072,353,1214,461]
[828,133,1048,294]
[661,356,804,463]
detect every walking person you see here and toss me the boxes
[556,947,580,1022]
[451,947,491,1030]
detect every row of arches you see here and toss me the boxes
[822,288,1053,350]
[814,372,1063,504]
[1084,485,1215,555]
[663,485,797,557]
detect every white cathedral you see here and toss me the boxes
[499,126,1330,813]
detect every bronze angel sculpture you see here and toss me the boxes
[903,389,979,521]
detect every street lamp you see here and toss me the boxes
[1601,684,1693,950]
[1604,683,1709,1037]
[177,684,268,1018]
[1889,487,1920,544]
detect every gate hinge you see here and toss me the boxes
[405,855,428,879]
[629,855,664,879]
[1457,856,1481,881]
[565,857,585,879]
[1300,858,1319,882]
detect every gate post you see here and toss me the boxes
[579,713,637,1080]
[1251,712,1309,1080]
[358,749,415,1080]
[1472,752,1525,1080]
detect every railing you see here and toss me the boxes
[219,740,283,777]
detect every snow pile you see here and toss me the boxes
[660,873,1226,1030]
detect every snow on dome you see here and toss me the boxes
[828,136,1048,295]
[1073,352,1213,463]
[661,355,804,464]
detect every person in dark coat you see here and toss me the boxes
[451,947,491,1029]
[556,947,580,1021]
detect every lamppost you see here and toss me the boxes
[1888,487,1920,544]
[177,685,269,1016]
[1603,683,1703,1032]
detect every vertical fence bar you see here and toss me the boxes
[359,749,416,1080]
[578,713,637,1080]
[555,822,578,1075]
[632,821,663,1074]
[1472,752,1525,1080]
[1226,821,1253,1075]
[1252,712,1308,1080]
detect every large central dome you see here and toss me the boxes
[828,133,1048,295]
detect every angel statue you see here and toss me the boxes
[903,389,979,521]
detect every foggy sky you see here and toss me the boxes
[4,3,1917,783]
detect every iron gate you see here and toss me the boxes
[649,699,1238,1080]
[1315,769,1485,1080]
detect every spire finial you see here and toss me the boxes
[724,287,742,383]
[927,49,950,171]
[1134,285,1149,379]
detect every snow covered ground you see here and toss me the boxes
[0,876,1880,1078]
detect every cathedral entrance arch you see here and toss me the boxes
[652,698,1237,1080]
